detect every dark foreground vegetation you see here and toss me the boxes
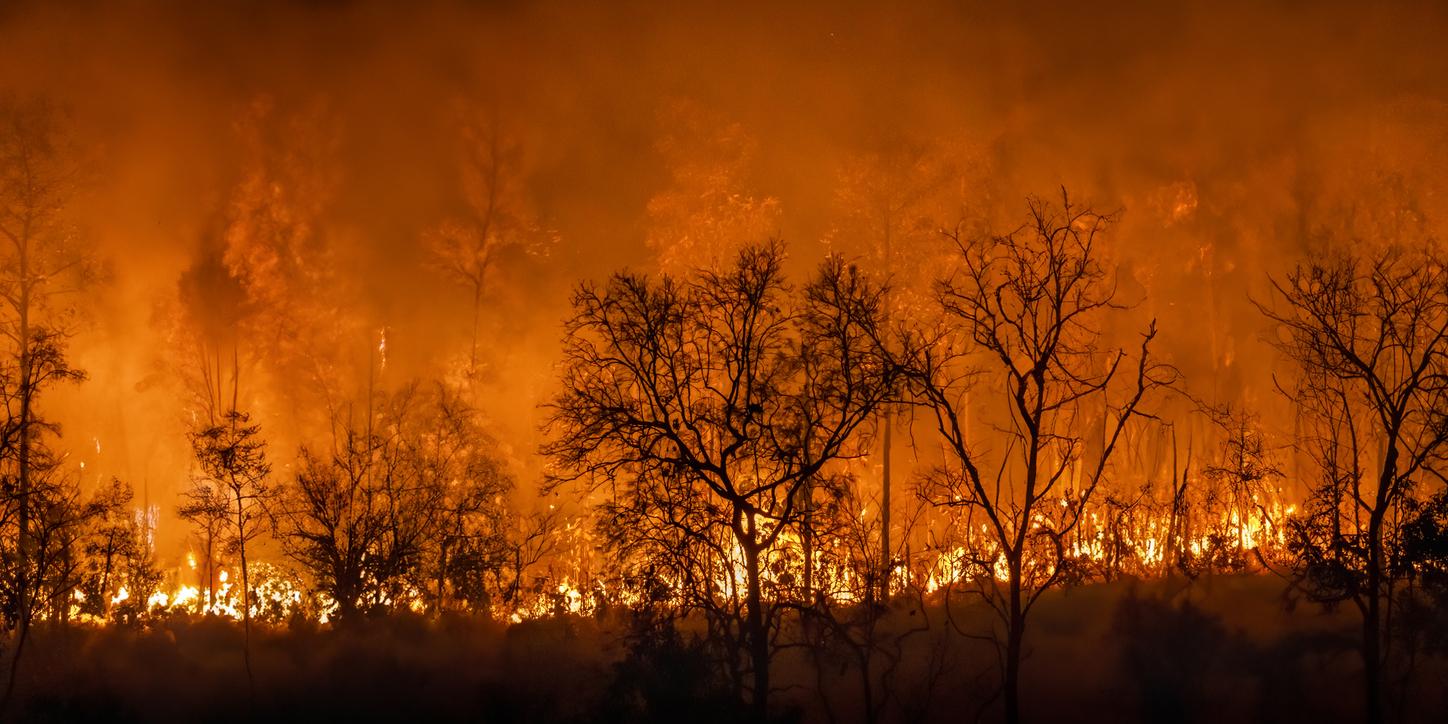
[9,576,1447,724]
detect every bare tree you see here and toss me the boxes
[270,382,527,621]
[1262,245,1448,724]
[12,471,98,628]
[80,479,161,625]
[78,478,138,619]
[910,192,1173,724]
[278,418,424,622]
[544,242,898,720]
[495,507,559,610]
[795,477,936,724]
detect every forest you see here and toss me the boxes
[2,1,1448,723]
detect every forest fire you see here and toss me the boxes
[2,1,1448,723]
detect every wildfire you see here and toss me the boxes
[59,474,1305,627]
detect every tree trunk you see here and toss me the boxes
[800,475,814,604]
[1004,559,1025,724]
[1363,582,1382,724]
[742,535,770,722]
[3,222,34,715]
[1363,511,1385,724]
[881,412,892,604]
[436,538,449,615]
[205,535,215,612]
[469,281,482,375]
[1361,444,1397,724]
[235,486,255,698]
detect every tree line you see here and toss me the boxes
[544,194,1448,724]
[0,93,1446,724]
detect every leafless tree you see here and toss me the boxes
[827,140,977,604]
[277,401,438,622]
[909,191,1174,724]
[544,241,898,720]
[79,478,139,619]
[795,477,936,724]
[1262,245,1448,724]
[273,382,528,621]
[410,384,513,615]
[1198,407,1287,571]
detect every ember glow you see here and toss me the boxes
[2,1,1448,723]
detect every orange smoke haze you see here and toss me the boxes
[2,0,1448,560]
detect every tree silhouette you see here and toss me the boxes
[545,241,898,719]
[0,95,92,712]
[178,477,230,612]
[910,192,1173,724]
[278,403,437,622]
[1198,407,1287,571]
[411,384,515,615]
[826,140,977,605]
[189,409,272,694]
[1263,245,1448,724]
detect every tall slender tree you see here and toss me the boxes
[827,139,981,603]
[189,410,272,695]
[0,96,91,711]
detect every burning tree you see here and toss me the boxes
[909,192,1173,724]
[544,242,898,719]
[1263,245,1448,724]
[272,381,536,621]
[160,97,355,451]
[1193,408,1288,572]
[77,477,160,622]
[794,478,940,724]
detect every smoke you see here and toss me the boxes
[3,0,1448,555]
